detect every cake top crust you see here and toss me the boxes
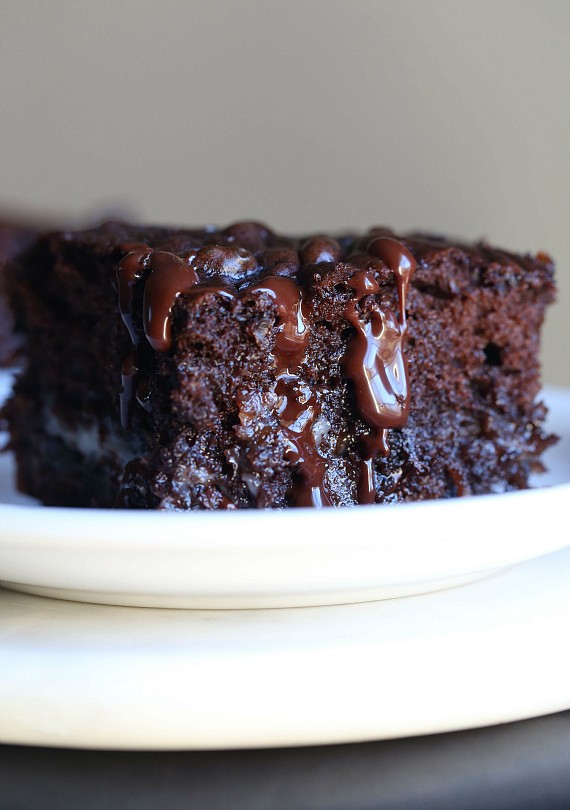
[52,218,555,272]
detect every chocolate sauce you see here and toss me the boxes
[116,248,333,506]
[248,279,333,506]
[115,231,416,508]
[275,376,333,508]
[367,235,415,330]
[341,236,416,501]
[116,248,200,425]
[142,251,200,351]
[357,458,376,505]
[117,248,151,345]
[249,277,309,372]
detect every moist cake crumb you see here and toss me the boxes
[2,220,557,509]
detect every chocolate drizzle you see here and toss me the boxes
[249,279,332,507]
[341,236,416,501]
[367,235,415,325]
[117,247,151,345]
[357,458,376,505]
[117,248,200,426]
[116,248,333,506]
[142,252,199,352]
[115,229,417,508]
[249,277,309,372]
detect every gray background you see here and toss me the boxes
[1,0,568,385]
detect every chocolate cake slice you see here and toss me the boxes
[0,219,41,367]
[3,221,556,509]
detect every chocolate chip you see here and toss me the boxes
[192,245,258,281]
[223,221,273,253]
[300,236,342,266]
[258,246,300,277]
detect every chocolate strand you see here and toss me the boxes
[341,236,416,502]
[248,279,332,507]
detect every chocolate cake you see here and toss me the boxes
[3,220,556,509]
[0,219,40,367]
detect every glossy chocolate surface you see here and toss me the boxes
[115,226,418,506]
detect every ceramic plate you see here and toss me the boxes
[1,369,569,608]
[2,546,570,749]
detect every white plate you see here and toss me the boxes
[1,545,570,750]
[1,368,569,609]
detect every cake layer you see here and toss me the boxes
[0,219,41,367]
[3,221,556,509]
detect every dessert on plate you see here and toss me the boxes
[2,220,556,509]
[0,218,42,367]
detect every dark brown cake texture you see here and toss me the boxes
[3,220,556,509]
[0,218,42,367]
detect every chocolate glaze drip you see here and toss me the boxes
[342,236,416,502]
[367,235,415,328]
[249,277,309,372]
[357,458,376,505]
[115,230,416,508]
[117,248,200,425]
[275,377,333,508]
[116,249,333,506]
[249,279,332,507]
[142,252,199,351]
[117,248,151,345]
